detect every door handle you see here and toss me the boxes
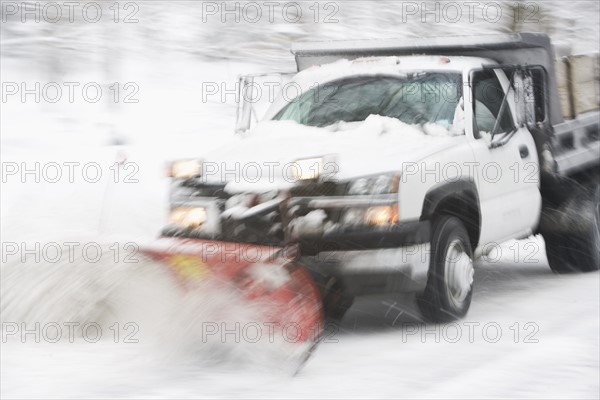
[519,145,529,159]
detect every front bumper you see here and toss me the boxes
[299,220,432,295]
[302,243,431,295]
[298,219,431,254]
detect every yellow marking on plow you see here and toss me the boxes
[169,255,209,281]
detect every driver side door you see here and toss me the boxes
[468,68,541,246]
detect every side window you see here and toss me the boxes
[472,70,515,138]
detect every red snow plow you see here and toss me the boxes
[141,238,324,345]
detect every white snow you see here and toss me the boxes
[2,249,598,399]
[201,116,458,193]
[2,1,599,398]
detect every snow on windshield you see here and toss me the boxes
[270,72,464,136]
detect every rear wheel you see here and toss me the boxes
[542,187,600,273]
[417,216,474,322]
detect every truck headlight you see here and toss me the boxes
[342,205,399,227]
[292,157,324,181]
[343,174,399,227]
[169,207,207,229]
[347,174,398,195]
[365,206,399,226]
[347,177,370,195]
[167,159,202,180]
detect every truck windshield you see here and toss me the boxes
[272,73,463,130]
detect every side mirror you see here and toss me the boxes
[521,67,548,129]
[522,73,537,128]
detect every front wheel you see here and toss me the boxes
[417,216,474,322]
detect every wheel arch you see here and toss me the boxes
[421,179,481,250]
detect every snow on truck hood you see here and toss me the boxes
[202,115,460,193]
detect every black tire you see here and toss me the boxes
[417,216,474,322]
[543,187,600,273]
[308,273,354,323]
[323,286,354,322]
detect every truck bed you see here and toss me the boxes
[553,111,600,175]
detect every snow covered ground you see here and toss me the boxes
[2,244,599,398]
[1,1,599,398]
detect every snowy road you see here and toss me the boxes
[2,254,599,398]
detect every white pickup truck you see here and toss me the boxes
[165,33,599,322]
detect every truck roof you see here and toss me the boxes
[292,33,554,71]
[292,33,563,125]
[299,54,496,74]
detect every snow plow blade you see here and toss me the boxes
[141,238,324,344]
